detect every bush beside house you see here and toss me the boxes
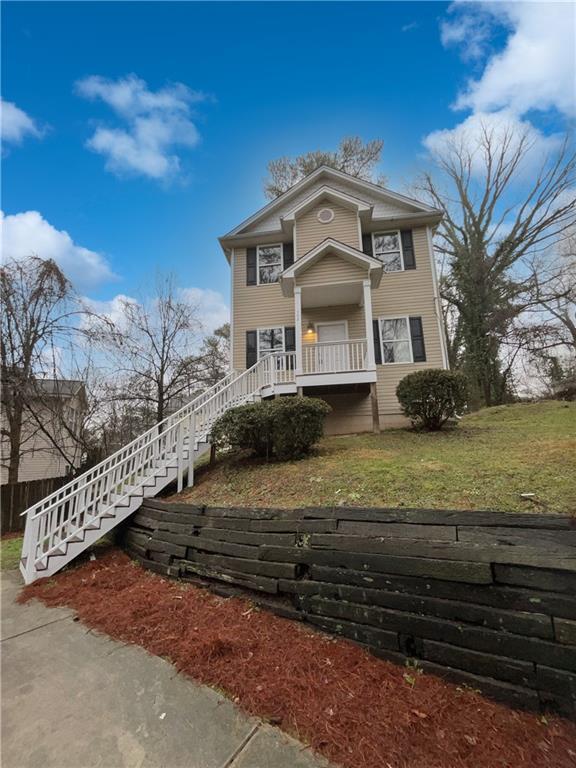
[396,369,468,431]
[211,396,331,460]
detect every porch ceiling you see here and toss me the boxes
[301,282,363,308]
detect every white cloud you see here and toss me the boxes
[82,294,137,329]
[1,99,43,145]
[401,22,419,33]
[440,4,494,61]
[424,2,573,164]
[85,287,228,338]
[423,110,564,173]
[180,287,229,333]
[75,74,205,180]
[1,210,115,289]
[445,2,575,118]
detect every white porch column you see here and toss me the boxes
[363,279,376,370]
[294,287,303,375]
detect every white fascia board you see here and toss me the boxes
[279,238,383,296]
[220,166,441,242]
[367,211,443,231]
[281,186,372,222]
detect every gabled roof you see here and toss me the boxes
[281,186,372,224]
[279,238,383,297]
[220,165,440,245]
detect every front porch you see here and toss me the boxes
[274,237,384,392]
[258,333,376,396]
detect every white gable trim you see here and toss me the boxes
[221,166,441,239]
[281,186,372,223]
[280,237,383,296]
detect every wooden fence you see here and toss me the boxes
[1,476,71,533]
[123,500,576,718]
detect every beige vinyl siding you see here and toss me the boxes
[371,227,444,416]
[232,248,294,370]
[319,393,372,435]
[301,304,366,346]
[1,396,83,484]
[244,178,417,234]
[296,254,367,287]
[295,202,360,258]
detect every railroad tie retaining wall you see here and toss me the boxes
[122,500,576,718]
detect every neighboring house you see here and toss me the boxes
[220,166,449,434]
[1,378,87,484]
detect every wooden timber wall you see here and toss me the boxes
[123,500,576,718]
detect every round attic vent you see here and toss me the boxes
[317,207,335,224]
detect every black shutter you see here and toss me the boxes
[401,230,416,270]
[409,317,426,362]
[284,326,296,351]
[372,319,382,365]
[362,233,373,257]
[246,247,257,285]
[246,330,257,368]
[283,243,294,271]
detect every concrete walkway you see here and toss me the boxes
[1,570,328,768]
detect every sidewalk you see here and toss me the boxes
[1,570,327,768]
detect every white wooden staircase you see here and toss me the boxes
[19,353,296,584]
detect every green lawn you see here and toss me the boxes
[1,536,23,571]
[172,401,576,514]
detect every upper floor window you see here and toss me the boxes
[372,231,403,272]
[257,244,283,284]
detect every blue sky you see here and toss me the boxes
[2,1,573,332]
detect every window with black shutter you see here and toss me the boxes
[362,232,373,257]
[372,319,382,365]
[283,243,294,271]
[376,316,427,364]
[246,247,257,285]
[401,230,416,270]
[246,330,257,368]
[409,316,426,362]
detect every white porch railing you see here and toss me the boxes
[19,352,296,584]
[302,339,368,375]
[260,351,297,386]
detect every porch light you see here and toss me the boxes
[306,322,315,335]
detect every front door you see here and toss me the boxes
[316,322,348,372]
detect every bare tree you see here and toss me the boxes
[1,257,89,483]
[89,275,203,425]
[526,231,576,352]
[192,323,230,388]
[264,136,385,199]
[420,125,576,406]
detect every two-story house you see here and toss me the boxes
[18,168,450,582]
[219,166,448,435]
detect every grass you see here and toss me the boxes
[1,535,23,571]
[172,401,576,514]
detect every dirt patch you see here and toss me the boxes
[20,549,576,768]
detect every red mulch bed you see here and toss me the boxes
[19,549,576,768]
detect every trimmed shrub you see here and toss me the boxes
[396,369,468,431]
[211,402,273,459]
[211,396,331,461]
[270,396,331,460]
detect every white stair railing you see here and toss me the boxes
[20,352,296,583]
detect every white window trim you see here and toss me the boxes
[256,243,284,285]
[372,230,404,272]
[378,315,414,365]
[256,325,285,360]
